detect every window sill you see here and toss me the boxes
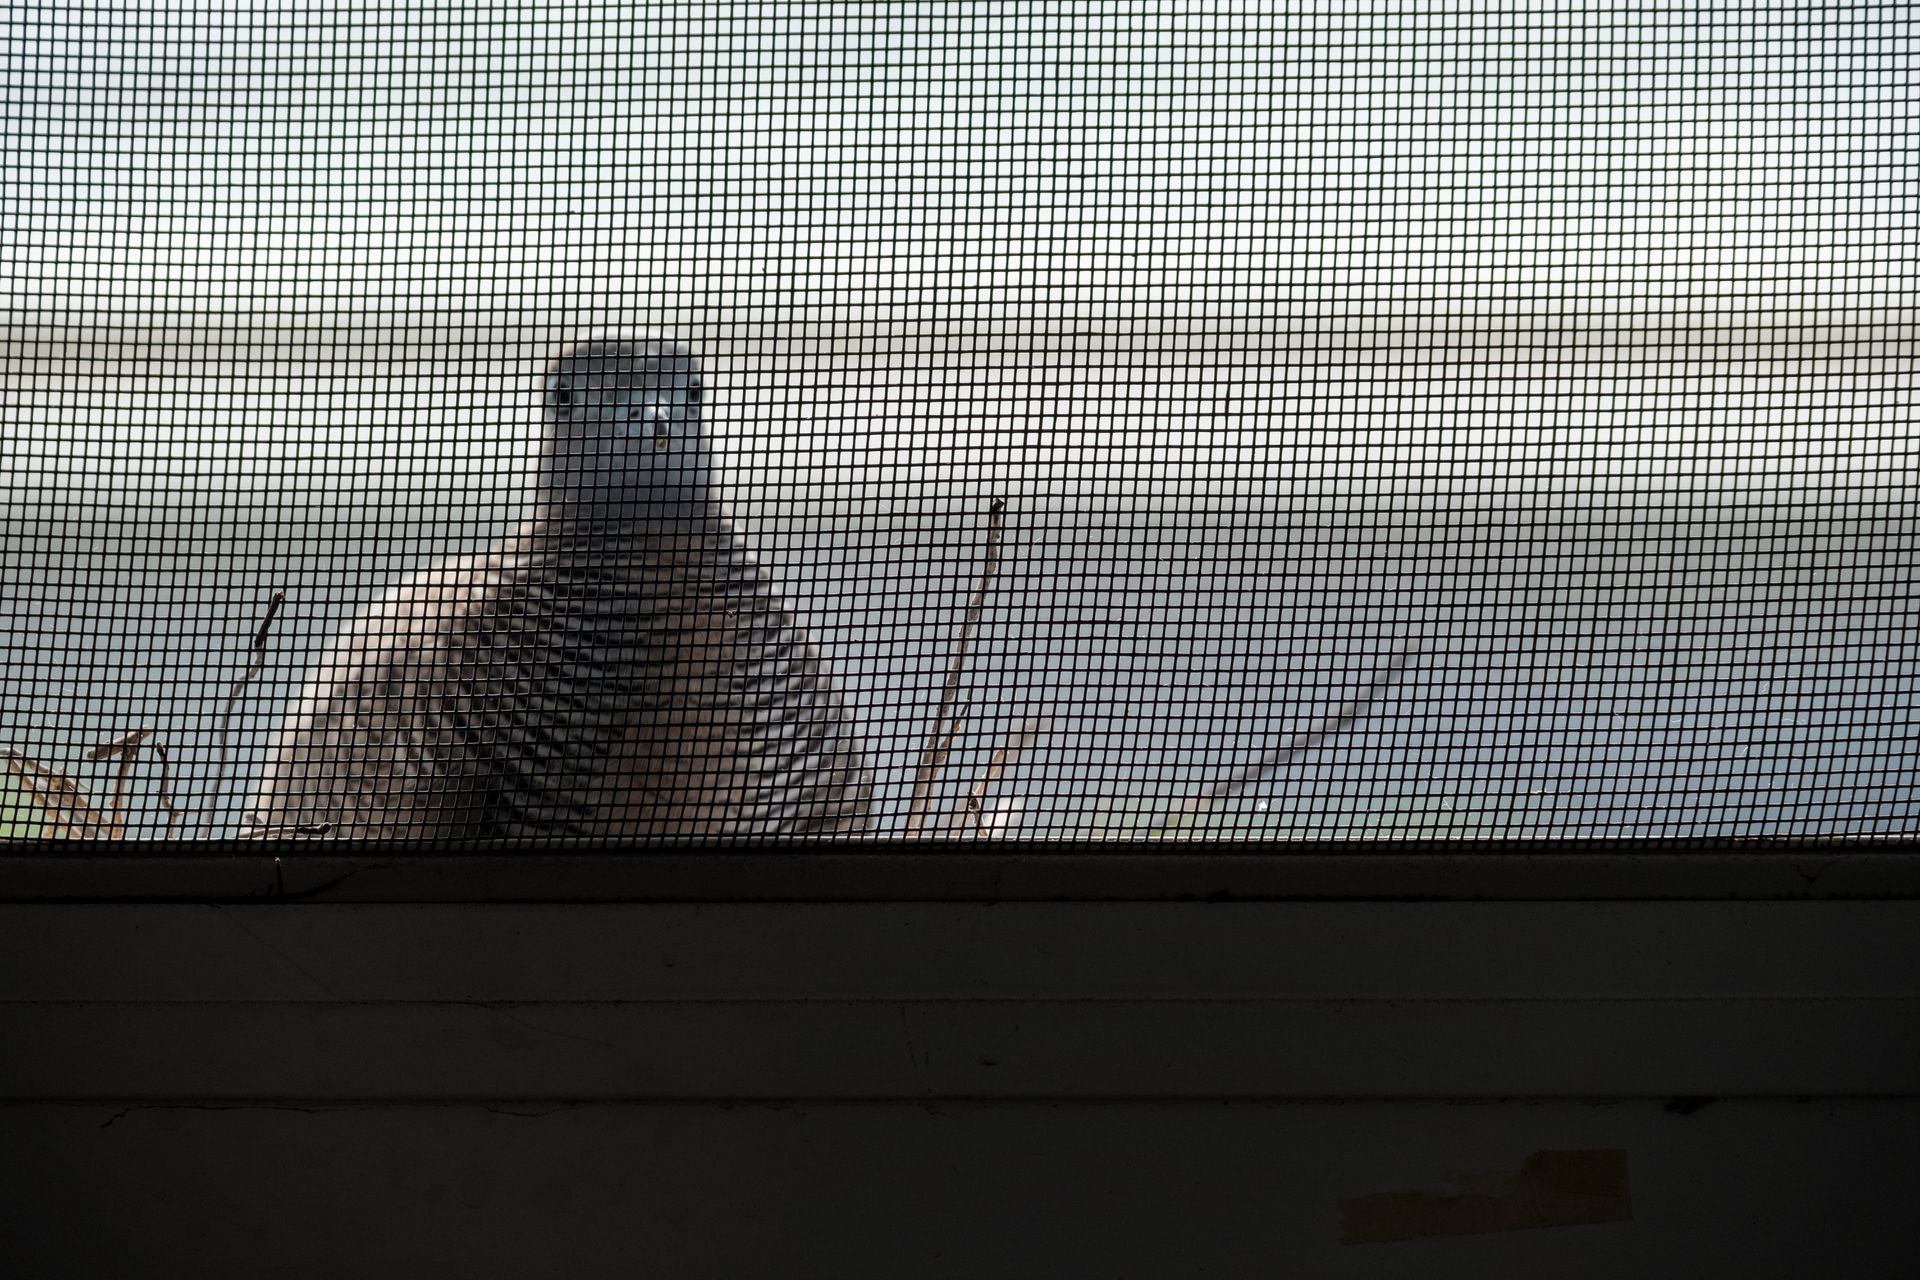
[1,838,1917,901]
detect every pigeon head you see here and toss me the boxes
[537,338,714,522]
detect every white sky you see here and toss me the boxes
[3,0,1914,330]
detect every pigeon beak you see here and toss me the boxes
[652,415,671,451]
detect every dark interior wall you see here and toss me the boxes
[4,877,1917,1274]
[9,1098,1916,1277]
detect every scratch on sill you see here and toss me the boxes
[216,906,341,998]
[898,1004,926,1092]
[482,1004,619,1051]
[1793,859,1833,890]
[99,1102,334,1130]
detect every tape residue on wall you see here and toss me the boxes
[1339,1149,1631,1246]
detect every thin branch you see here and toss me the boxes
[87,726,157,839]
[1157,637,1423,831]
[202,590,285,837]
[934,705,967,758]
[904,498,1007,836]
[83,727,156,762]
[76,727,180,839]
[150,743,182,836]
[88,728,152,835]
[251,591,287,653]
[947,715,1050,837]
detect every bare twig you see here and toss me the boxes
[1156,637,1424,832]
[4,591,284,840]
[150,742,182,836]
[87,726,157,838]
[947,715,1050,837]
[251,592,286,653]
[202,590,285,837]
[84,727,156,762]
[904,498,1007,836]
[74,727,181,838]
[934,707,967,764]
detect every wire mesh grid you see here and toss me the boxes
[1,3,1914,841]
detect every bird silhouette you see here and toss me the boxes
[244,338,873,838]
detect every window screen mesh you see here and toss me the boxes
[1,3,1913,841]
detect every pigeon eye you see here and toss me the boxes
[551,382,572,408]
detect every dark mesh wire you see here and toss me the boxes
[1,5,1913,840]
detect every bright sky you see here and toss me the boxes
[3,0,1913,331]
